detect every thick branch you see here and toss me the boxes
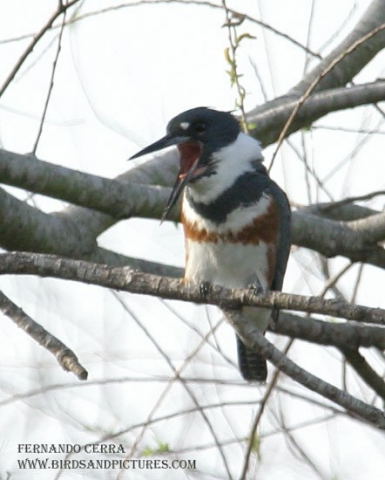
[350,211,385,243]
[0,149,169,220]
[305,202,377,222]
[0,252,384,325]
[0,186,95,256]
[343,348,385,402]
[292,211,385,268]
[225,310,385,429]
[3,251,385,419]
[1,151,384,271]
[248,0,385,124]
[274,312,385,350]
[0,290,87,380]
[289,0,385,95]
[248,81,385,145]
[0,185,181,277]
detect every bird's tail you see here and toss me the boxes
[236,335,267,382]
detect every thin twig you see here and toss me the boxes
[169,413,337,455]
[76,0,322,59]
[240,339,293,479]
[286,138,334,201]
[278,406,328,480]
[0,0,80,99]
[268,22,385,172]
[319,261,353,298]
[32,3,68,155]
[160,299,235,367]
[222,0,249,132]
[322,116,385,183]
[320,190,385,213]
[111,292,234,480]
[312,125,385,135]
[0,1,321,59]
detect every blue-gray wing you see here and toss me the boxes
[268,181,291,292]
[236,168,290,381]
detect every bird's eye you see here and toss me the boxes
[194,122,207,134]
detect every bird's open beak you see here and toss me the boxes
[130,134,203,222]
[129,134,187,160]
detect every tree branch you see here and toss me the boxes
[0,149,169,220]
[268,25,385,169]
[273,312,385,350]
[3,251,385,420]
[0,184,181,277]
[1,151,384,271]
[225,310,385,429]
[249,81,385,146]
[342,348,385,402]
[0,0,81,99]
[350,211,385,244]
[305,202,377,222]
[0,252,384,325]
[292,211,385,269]
[248,0,385,122]
[289,0,385,95]
[0,186,95,256]
[0,290,87,380]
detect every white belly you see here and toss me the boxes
[185,238,271,330]
[185,238,269,290]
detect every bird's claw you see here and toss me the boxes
[199,281,212,299]
[248,282,264,296]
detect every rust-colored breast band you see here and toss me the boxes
[181,200,279,246]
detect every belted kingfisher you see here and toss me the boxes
[131,107,291,381]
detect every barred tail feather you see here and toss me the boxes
[236,335,267,382]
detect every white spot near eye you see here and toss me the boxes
[180,122,190,130]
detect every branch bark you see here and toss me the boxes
[248,0,385,118]
[289,0,385,95]
[1,252,384,325]
[3,251,385,422]
[248,81,385,146]
[225,310,385,429]
[0,290,87,380]
[1,151,384,272]
[0,150,169,221]
[274,312,385,350]
[342,348,385,402]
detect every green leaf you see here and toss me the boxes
[141,441,170,457]
[141,447,154,457]
[157,442,170,454]
[236,32,256,44]
[251,432,261,460]
[224,47,234,66]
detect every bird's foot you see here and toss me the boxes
[248,281,264,297]
[199,281,212,300]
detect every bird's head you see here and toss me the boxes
[130,107,240,220]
